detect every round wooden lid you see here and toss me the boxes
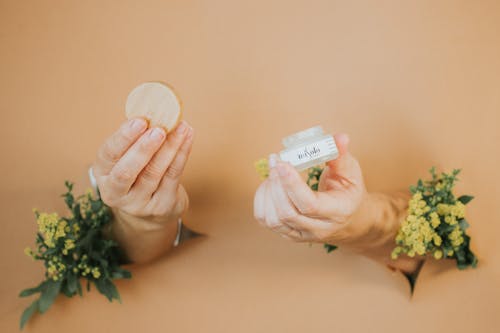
[125,82,182,132]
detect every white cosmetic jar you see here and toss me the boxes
[279,126,339,171]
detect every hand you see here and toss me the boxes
[92,118,194,224]
[253,133,411,267]
[253,133,368,243]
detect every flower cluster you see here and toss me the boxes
[392,168,477,269]
[20,182,131,330]
[254,158,270,180]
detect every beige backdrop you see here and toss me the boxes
[1,0,499,332]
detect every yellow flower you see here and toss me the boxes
[391,246,402,260]
[451,202,466,219]
[80,198,90,219]
[393,169,475,265]
[433,235,442,246]
[85,188,94,198]
[413,192,423,201]
[448,226,462,241]
[55,220,67,239]
[254,158,270,180]
[64,239,75,250]
[91,267,101,279]
[36,212,60,248]
[437,204,450,216]
[430,212,441,228]
[416,245,426,256]
[394,196,443,258]
[47,261,60,279]
[73,223,81,235]
[433,250,443,260]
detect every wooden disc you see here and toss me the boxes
[125,82,182,132]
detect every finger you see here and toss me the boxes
[322,133,362,185]
[269,168,331,234]
[263,182,305,239]
[132,121,191,198]
[253,182,267,225]
[163,127,194,184]
[150,126,194,202]
[94,118,148,177]
[268,168,299,222]
[275,161,319,216]
[106,127,166,196]
[264,185,293,234]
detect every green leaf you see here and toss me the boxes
[19,281,47,298]
[62,181,75,209]
[66,274,78,295]
[61,284,73,297]
[458,219,470,230]
[20,300,39,330]
[64,180,73,191]
[95,278,121,303]
[38,280,62,314]
[111,268,132,279]
[76,279,83,297]
[324,244,338,253]
[457,195,474,205]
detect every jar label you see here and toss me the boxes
[279,136,338,167]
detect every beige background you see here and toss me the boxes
[1,0,499,332]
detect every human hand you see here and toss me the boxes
[92,118,194,225]
[253,133,410,263]
[253,134,369,243]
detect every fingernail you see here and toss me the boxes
[176,121,188,134]
[129,118,147,132]
[150,127,165,141]
[268,154,278,168]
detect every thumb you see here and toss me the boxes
[322,133,361,184]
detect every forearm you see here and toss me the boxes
[105,208,180,264]
[328,191,423,274]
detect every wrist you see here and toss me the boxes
[113,208,180,231]
[105,208,181,264]
[328,190,423,274]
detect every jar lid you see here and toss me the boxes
[282,126,324,148]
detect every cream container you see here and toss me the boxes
[279,126,339,171]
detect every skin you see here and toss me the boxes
[92,118,194,264]
[92,121,420,274]
[253,134,423,274]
